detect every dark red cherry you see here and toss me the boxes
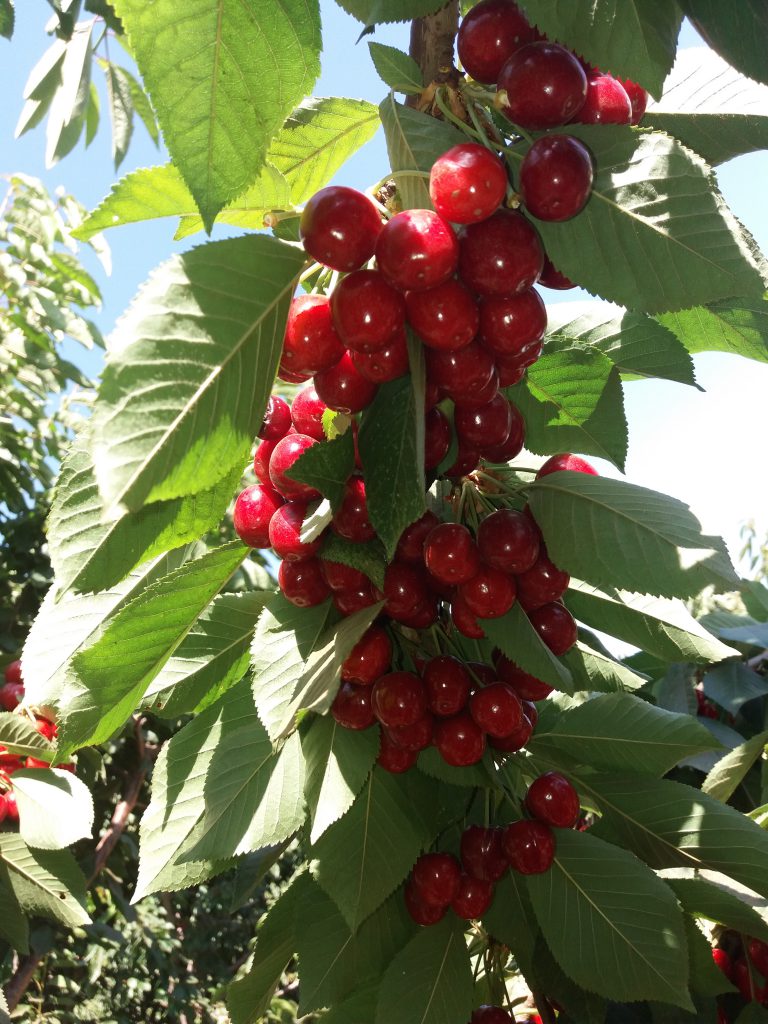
[526,771,580,828]
[458,567,516,619]
[314,351,379,414]
[469,682,523,737]
[412,852,462,906]
[0,682,23,712]
[424,407,452,470]
[397,599,440,630]
[451,874,494,919]
[232,484,284,548]
[502,819,556,873]
[406,278,479,351]
[278,558,330,608]
[333,476,376,542]
[319,558,369,592]
[516,551,570,611]
[455,393,514,450]
[423,656,472,717]
[426,341,496,402]
[331,269,406,353]
[528,602,577,655]
[378,731,419,773]
[258,394,292,441]
[471,1007,514,1024]
[395,511,440,565]
[351,328,409,382]
[576,74,632,125]
[383,562,432,621]
[290,384,328,441]
[477,509,539,574]
[429,142,508,224]
[537,453,598,477]
[451,366,500,410]
[300,186,383,271]
[434,712,486,766]
[404,876,447,923]
[269,433,322,501]
[459,210,544,297]
[490,711,534,752]
[331,681,376,729]
[457,0,537,83]
[497,42,587,129]
[372,671,428,727]
[253,438,278,484]
[748,938,768,979]
[424,523,481,585]
[451,593,486,639]
[442,444,481,480]
[460,825,508,882]
[538,257,575,290]
[332,585,378,617]
[466,662,497,688]
[376,209,459,292]
[341,626,392,685]
[3,660,22,685]
[713,948,734,981]
[479,289,546,358]
[479,402,525,461]
[385,714,434,752]
[268,501,322,561]
[519,135,594,221]
[619,78,649,124]
[281,294,345,376]
[493,653,553,701]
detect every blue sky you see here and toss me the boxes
[3,2,768,574]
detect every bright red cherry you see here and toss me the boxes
[733,959,767,1003]
[0,682,24,712]
[424,407,451,470]
[372,671,428,728]
[451,874,494,919]
[278,558,330,608]
[479,402,525,462]
[477,509,540,574]
[332,585,377,617]
[1,792,18,821]
[341,626,391,686]
[0,745,24,772]
[406,278,479,351]
[619,78,649,124]
[3,660,22,685]
[460,825,508,882]
[469,683,524,737]
[429,143,508,224]
[351,329,410,383]
[232,484,284,548]
[34,717,57,740]
[281,294,345,376]
[269,433,322,501]
[300,186,383,271]
[277,366,311,385]
[395,511,440,565]
[457,0,537,83]
[479,289,546,358]
[404,876,447,923]
[424,523,481,585]
[493,654,553,700]
[426,341,496,404]
[471,1007,514,1024]
[526,771,580,828]
[516,551,570,611]
[319,558,369,592]
[253,438,278,484]
[528,602,577,655]
[423,656,472,717]
[433,712,486,766]
[455,393,514,450]
[290,384,328,441]
[411,852,462,906]
[749,939,768,978]
[502,819,556,874]
[459,210,544,297]
[576,74,632,124]
[490,711,534,752]
[537,453,598,477]
[376,209,459,292]
[385,715,434,752]
[331,269,406,353]
[332,476,376,542]
[539,257,575,290]
[268,501,321,561]
[519,135,594,222]
[331,681,376,730]
[497,42,587,129]
[712,948,734,981]
[258,394,292,441]
[314,351,379,414]
[458,567,516,620]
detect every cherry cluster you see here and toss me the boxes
[713,937,768,1012]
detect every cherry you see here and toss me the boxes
[331,681,376,730]
[429,143,508,224]
[460,825,508,882]
[734,959,767,1003]
[268,501,321,561]
[372,671,428,728]
[443,444,481,480]
[466,662,497,687]
[423,656,472,717]
[36,716,58,741]
[333,585,377,617]
[576,74,632,125]
[516,551,570,610]
[253,438,278,484]
[451,594,486,639]
[433,712,486,766]
[455,393,514,450]
[341,626,391,686]
[332,476,376,542]
[528,602,578,655]
[405,877,447,924]
[712,947,734,981]
[383,562,432,621]
[458,210,544,297]
[491,711,534,752]
[424,523,481,585]
[749,939,768,978]
[300,186,382,271]
[0,682,24,712]
[277,366,311,384]
[538,257,575,290]
[479,403,525,461]
[451,365,500,409]
[2,792,18,822]
[269,434,322,501]
[3,660,22,685]
[502,819,556,874]
[278,558,330,608]
[281,294,345,376]
[424,407,451,470]
[258,394,292,441]
[395,511,440,565]
[426,341,496,403]
[319,558,369,592]
[331,269,406,353]
[471,1007,514,1024]
[526,771,580,828]
[451,874,494,919]
[0,793,7,824]
[375,209,459,292]
[497,42,587,129]
[385,715,434,752]
[290,384,328,441]
[0,747,24,772]
[457,0,537,83]
[411,852,462,906]
[351,329,409,383]
[396,600,440,630]
[519,134,594,222]
[406,278,479,351]
[477,509,540,574]
[479,289,546,359]
[537,453,597,477]
[459,567,516,620]
[489,358,524,389]
[469,683,524,738]
[522,699,539,730]
[619,78,649,124]
[494,654,553,700]
[232,484,283,548]
[314,351,379,414]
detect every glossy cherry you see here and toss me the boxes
[395,511,440,565]
[526,771,580,828]
[372,671,428,728]
[455,393,514,450]
[351,329,410,382]
[411,852,462,906]
[528,602,578,655]
[331,269,406,352]
[268,501,321,561]
[537,453,598,477]
[451,593,486,639]
[269,433,321,501]
[232,484,284,548]
[290,384,328,441]
[376,209,459,292]
[406,278,479,351]
[281,294,345,376]
[332,476,376,542]
[332,585,377,617]
[331,681,376,730]
[460,825,508,883]
[300,186,382,271]
[314,351,379,414]
[429,142,508,224]
[479,289,546,358]
[0,682,24,712]
[385,715,434,752]
[278,558,330,608]
[341,626,392,686]
[253,438,278,485]
[519,134,594,221]
[442,444,481,480]
[490,711,534,752]
[424,407,452,470]
[258,394,292,441]
[457,0,537,83]
[502,819,556,874]
[497,42,587,129]
[451,874,494,919]
[423,656,472,717]
[433,712,486,766]
[382,562,432,621]
[576,74,632,125]
[404,876,447,923]
[426,341,496,403]
[538,257,575,290]
[516,550,570,610]
[494,654,553,700]
[469,683,524,738]
[424,523,481,585]
[477,509,540,574]
[459,209,544,297]
[378,732,419,774]
[619,78,649,124]
[712,947,734,981]
[320,558,369,592]
[458,567,516,620]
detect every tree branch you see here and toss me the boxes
[407,0,460,108]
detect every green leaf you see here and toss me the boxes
[666,876,768,944]
[173,164,294,238]
[0,834,90,928]
[703,661,768,712]
[336,0,445,24]
[565,583,738,664]
[60,543,245,756]
[561,641,647,693]
[359,371,426,559]
[85,80,99,146]
[301,714,379,843]
[0,875,29,953]
[0,712,54,760]
[529,473,738,599]
[517,0,682,96]
[507,348,628,469]
[526,828,691,1008]
[16,38,66,139]
[375,915,473,1024]
[380,95,465,210]
[681,0,768,87]
[111,0,321,230]
[252,595,382,741]
[368,42,422,94]
[582,772,768,899]
[482,870,540,972]
[735,1005,768,1024]
[0,0,14,39]
[12,769,94,851]
[101,60,134,169]
[45,22,92,167]
[482,603,574,693]
[683,915,735,997]
[522,125,767,314]
[312,768,433,931]
[91,235,304,512]
[658,296,768,364]
[288,430,355,508]
[529,692,719,776]
[320,532,388,590]
[322,984,379,1024]
[417,745,491,787]
[701,730,768,802]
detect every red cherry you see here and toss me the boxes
[372,671,428,728]
[749,938,768,978]
[406,278,479,351]
[232,484,283,549]
[433,713,486,766]
[516,551,570,611]
[341,626,391,686]
[479,289,546,359]
[314,351,379,414]
[471,1007,514,1024]
[459,210,544,297]
[411,852,462,906]
[2,792,18,821]
[424,407,451,471]
[0,747,24,773]
[277,366,311,384]
[34,716,57,740]
[332,476,376,542]
[734,959,767,1003]
[426,341,496,403]
[539,257,575,290]
[479,403,525,461]
[490,711,534,752]
[457,0,537,83]
[0,682,24,712]
[396,600,440,630]
[451,873,494,919]
[451,594,486,639]
[253,438,278,484]
[351,329,409,383]
[451,365,500,410]
[404,876,447,923]
[25,756,50,769]
[712,947,734,981]
[3,660,22,685]
[477,509,540,574]
[429,143,508,224]
[269,434,322,501]
[466,662,497,687]
[331,269,406,353]
[331,681,376,730]
[528,602,577,654]
[458,567,516,620]
[460,825,508,882]
[282,294,345,376]
[523,699,539,730]
[442,444,481,480]
[278,558,330,608]
[493,654,553,700]
[319,559,369,592]
[526,771,580,828]
[332,585,378,617]
[385,715,434,752]
[382,562,431,621]
[619,78,649,124]
[423,656,472,717]
[455,393,514,450]
[537,453,598,477]
[502,819,556,874]
[258,394,292,441]
[424,523,481,586]
[376,209,459,293]
[576,74,632,125]
[519,135,594,222]
[497,42,587,130]
[268,501,322,561]
[290,384,328,442]
[300,186,383,272]
[469,683,524,738]
[395,511,440,565]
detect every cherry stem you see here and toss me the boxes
[433,87,482,141]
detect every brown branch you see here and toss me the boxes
[406,0,460,108]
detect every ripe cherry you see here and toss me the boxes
[331,269,406,353]
[386,715,434,753]
[290,384,328,441]
[477,509,540,574]
[397,600,440,630]
[734,959,767,1003]
[406,278,479,351]
[0,682,24,712]
[457,0,537,83]
[502,819,556,874]
[424,407,451,470]
[516,551,570,610]
[451,593,486,639]
[333,585,377,617]
[2,792,18,822]
[396,511,440,565]
[443,444,481,480]
[424,523,481,585]
[619,78,649,124]
[519,135,594,221]
[378,731,419,773]
[539,257,575,290]
[341,626,391,686]
[497,42,587,129]
[491,711,534,752]
[529,602,578,655]
[278,558,330,608]
[253,438,278,484]
[405,877,447,924]
[451,874,494,919]
[426,341,496,403]
[712,947,734,981]
[455,393,514,450]
[423,656,472,717]
[331,681,376,730]
[258,394,292,441]
[466,662,497,687]
[332,476,376,542]
[376,209,459,292]
[268,502,321,561]
[459,567,516,619]
[383,562,432,621]
[433,712,486,766]
[314,351,379,414]
[479,289,546,359]
[494,654,553,700]
[233,484,284,548]
[320,559,369,592]
[351,329,410,383]
[469,683,524,738]
[749,938,768,978]
[460,825,508,882]
[479,402,525,461]
[0,747,24,772]
[3,660,21,685]
[537,453,597,477]
[429,143,508,224]
[576,74,632,125]
[459,210,544,297]
[281,295,345,376]
[269,434,322,501]
[300,186,383,271]
[372,671,428,728]
[526,771,580,828]
[471,1007,514,1024]
[412,852,462,906]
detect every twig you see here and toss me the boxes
[406,1,460,109]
